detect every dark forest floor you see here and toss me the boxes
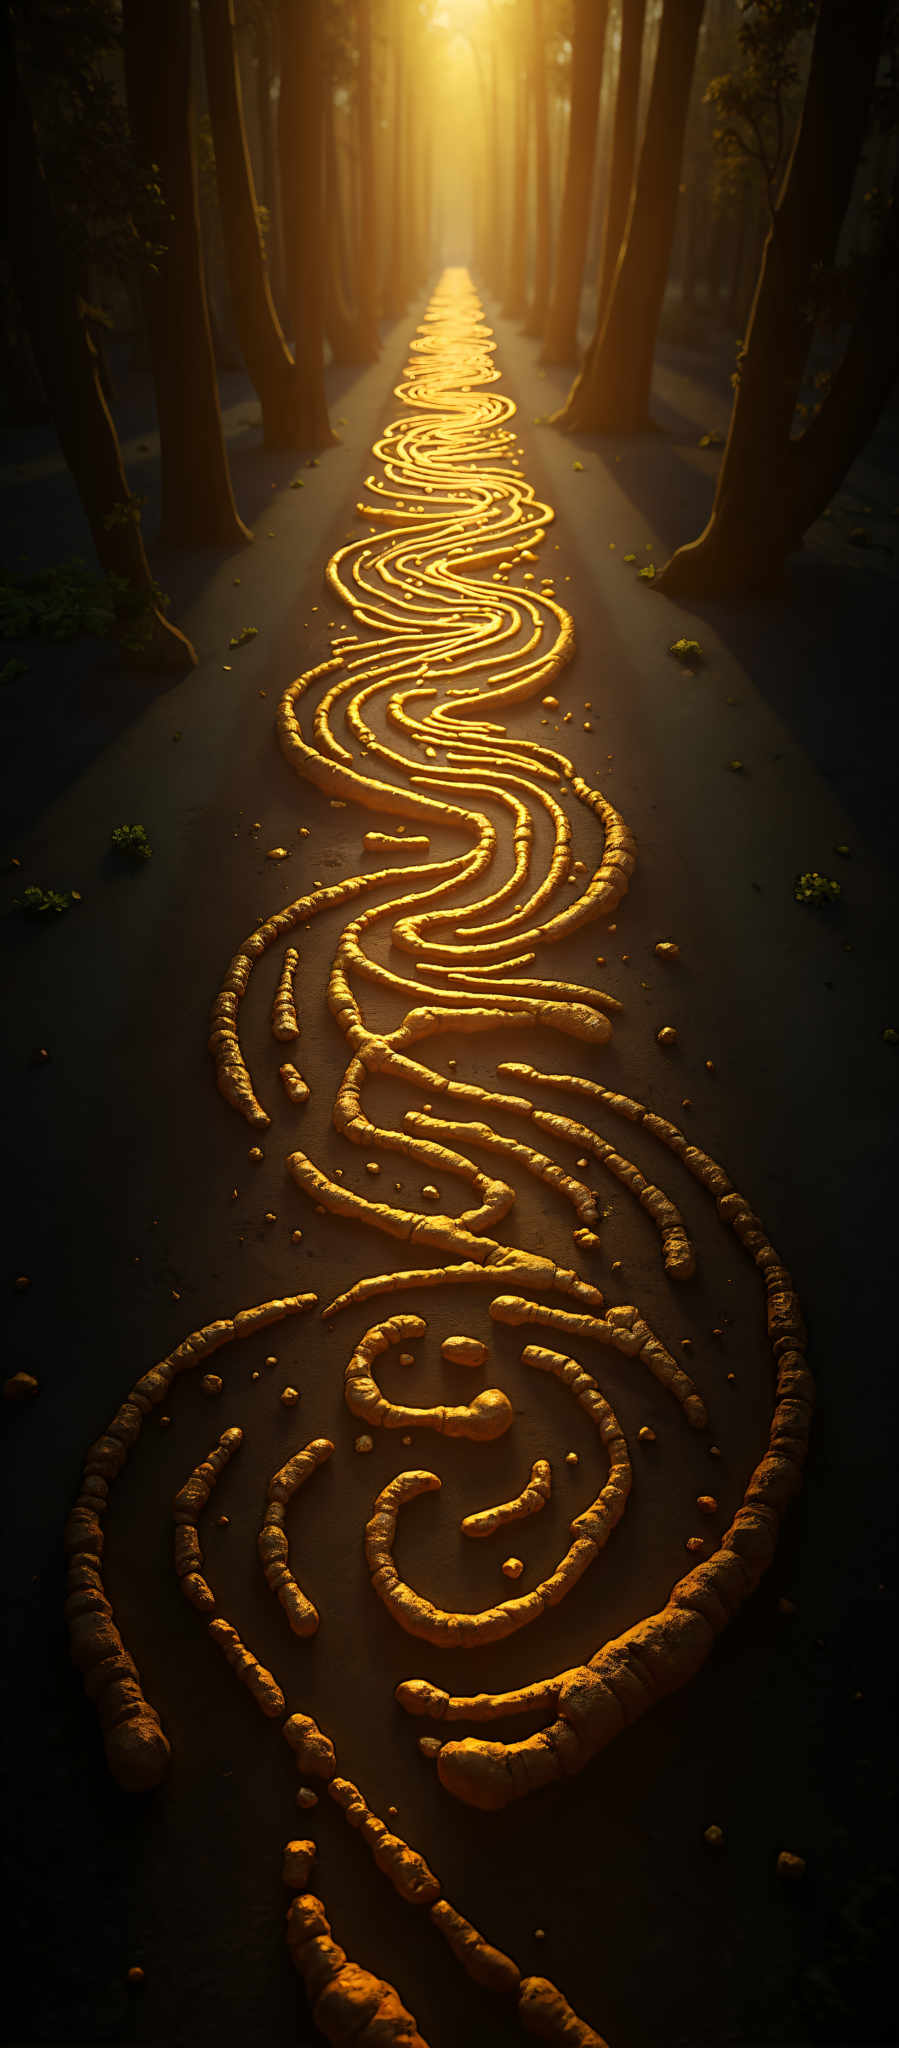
[1,287,898,2048]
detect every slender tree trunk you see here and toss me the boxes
[199,0,302,446]
[487,35,503,293]
[523,0,552,335]
[324,92,365,362]
[723,182,750,331]
[503,47,529,317]
[594,0,646,343]
[540,0,610,362]
[2,17,195,670]
[553,0,704,434]
[121,0,250,548]
[253,6,286,317]
[382,0,408,317]
[656,0,887,596]
[277,0,336,446]
[355,0,380,358]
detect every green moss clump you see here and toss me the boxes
[793,871,841,906]
[111,823,152,862]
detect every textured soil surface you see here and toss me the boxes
[1,281,897,2048]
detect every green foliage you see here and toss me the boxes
[102,493,146,531]
[668,637,703,664]
[228,626,259,649]
[705,0,816,213]
[622,553,637,564]
[16,884,73,917]
[110,823,152,862]
[794,870,841,905]
[637,563,656,582]
[0,558,170,646]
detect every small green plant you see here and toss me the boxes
[572,460,584,472]
[228,625,259,649]
[110,823,152,862]
[16,884,73,916]
[101,492,146,531]
[668,637,703,664]
[622,552,637,564]
[698,429,725,449]
[289,477,305,490]
[637,563,656,581]
[0,559,171,646]
[794,871,841,905]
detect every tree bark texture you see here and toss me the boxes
[354,0,380,358]
[122,0,250,547]
[555,0,703,434]
[277,0,336,445]
[503,48,529,317]
[3,13,195,668]
[540,0,610,362]
[382,0,408,316]
[593,0,646,351]
[523,0,552,335]
[656,0,889,596]
[199,0,301,445]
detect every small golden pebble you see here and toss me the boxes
[159,1414,171,1429]
[638,1426,656,1444]
[654,940,680,960]
[251,1370,261,1382]
[681,1097,693,1110]
[726,1372,737,1384]
[264,1211,277,1224]
[776,1851,806,1881]
[696,1495,718,1516]
[610,1259,623,1274]
[201,1374,223,1396]
[399,1352,415,1366]
[657,1025,678,1047]
[387,1805,398,1819]
[296,1788,318,1810]
[680,1337,693,1350]
[534,1929,546,1941]
[365,1161,381,1175]
[13,1275,30,1291]
[401,1434,412,1446]
[265,1355,278,1367]
[217,1514,230,1527]
[703,1825,725,1851]
[248,1146,264,1163]
[418,1735,442,1758]
[709,1444,722,1458]
[355,1434,374,1453]
[230,1188,239,1202]
[127,1966,145,1986]
[421,1185,439,1201]
[502,1557,524,1580]
[565,1451,579,1468]
[595,955,606,966]
[705,1058,716,1074]
[280,1387,300,1407]
[686,1536,705,1554]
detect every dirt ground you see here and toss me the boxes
[1,282,897,2048]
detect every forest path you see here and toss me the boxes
[2,280,897,2048]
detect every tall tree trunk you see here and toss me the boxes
[324,91,365,362]
[540,0,610,363]
[2,16,195,671]
[121,0,250,548]
[487,34,503,293]
[656,0,888,596]
[354,0,380,358]
[199,0,301,446]
[723,181,751,332]
[593,0,646,342]
[253,5,286,317]
[382,0,408,317]
[553,0,704,434]
[523,0,552,336]
[502,44,529,318]
[277,0,336,446]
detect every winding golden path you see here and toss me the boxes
[65,271,812,2048]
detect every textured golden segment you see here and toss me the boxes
[64,1293,316,1790]
[172,1426,243,1615]
[365,1461,616,1650]
[489,1295,708,1431]
[429,1899,520,1997]
[404,1109,600,1230]
[286,1892,430,2046]
[259,1438,334,1637]
[280,1063,310,1105]
[323,1259,604,1322]
[461,1460,552,1539]
[272,947,300,1041]
[526,1102,695,1280]
[327,1778,441,1906]
[363,831,431,853]
[282,1711,337,1779]
[206,1619,285,1719]
[345,1316,513,1440]
[521,1350,631,1544]
[440,1334,487,1367]
[517,1979,610,2047]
